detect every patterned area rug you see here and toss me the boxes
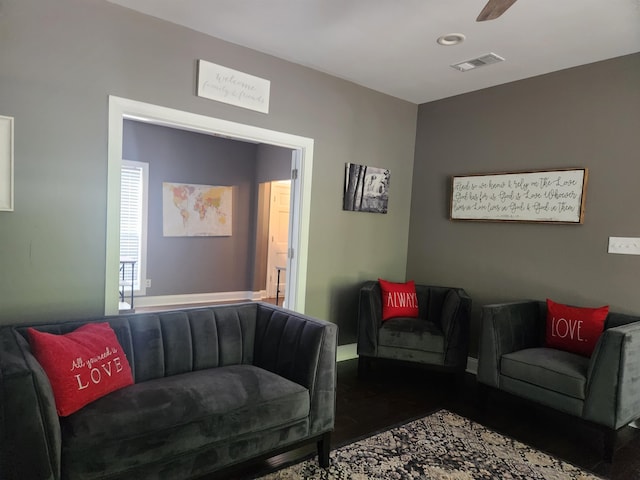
[257,410,603,479]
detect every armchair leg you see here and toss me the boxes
[604,428,618,463]
[476,383,490,410]
[317,432,331,468]
[358,356,371,378]
[451,371,466,390]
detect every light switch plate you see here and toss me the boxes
[608,237,640,255]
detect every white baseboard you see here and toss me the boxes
[466,356,478,375]
[337,343,358,362]
[135,291,265,308]
[118,301,133,312]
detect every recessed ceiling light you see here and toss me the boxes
[437,33,466,46]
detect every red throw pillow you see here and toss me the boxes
[378,278,419,321]
[27,322,134,416]
[545,299,609,357]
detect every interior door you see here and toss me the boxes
[266,181,291,303]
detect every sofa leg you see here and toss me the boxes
[358,356,370,378]
[476,383,490,410]
[450,371,466,391]
[317,432,331,468]
[604,428,618,463]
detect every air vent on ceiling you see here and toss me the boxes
[451,53,505,72]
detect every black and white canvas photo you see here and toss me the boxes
[343,163,390,214]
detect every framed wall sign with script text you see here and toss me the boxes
[197,60,270,114]
[450,168,588,224]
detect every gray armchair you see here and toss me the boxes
[357,281,471,376]
[477,300,640,461]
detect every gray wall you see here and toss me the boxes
[407,53,640,356]
[256,144,292,184]
[123,120,258,295]
[0,0,417,341]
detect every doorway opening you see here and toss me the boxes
[106,96,313,315]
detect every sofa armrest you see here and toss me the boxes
[356,281,381,357]
[440,288,472,369]
[0,327,61,480]
[477,301,545,387]
[253,305,338,436]
[584,321,640,429]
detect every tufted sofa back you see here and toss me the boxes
[17,303,259,384]
[15,302,332,394]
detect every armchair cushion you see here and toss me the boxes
[379,318,444,353]
[501,348,588,400]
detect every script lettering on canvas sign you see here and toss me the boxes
[197,60,270,114]
[71,347,125,390]
[450,168,588,223]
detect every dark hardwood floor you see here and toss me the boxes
[217,358,640,480]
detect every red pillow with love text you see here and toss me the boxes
[378,278,419,321]
[27,323,134,416]
[545,299,609,357]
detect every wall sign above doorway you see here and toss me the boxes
[197,60,271,114]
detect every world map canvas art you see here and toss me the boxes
[162,182,232,237]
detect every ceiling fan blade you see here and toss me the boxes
[476,0,517,22]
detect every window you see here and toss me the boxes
[120,160,148,295]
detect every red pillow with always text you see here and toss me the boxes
[378,278,420,321]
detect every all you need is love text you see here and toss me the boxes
[71,347,125,390]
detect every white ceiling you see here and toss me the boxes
[107,0,640,104]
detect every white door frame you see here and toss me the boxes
[105,96,313,315]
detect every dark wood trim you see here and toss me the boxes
[205,431,332,479]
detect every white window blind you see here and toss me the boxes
[120,160,148,293]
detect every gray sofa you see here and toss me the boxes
[477,300,640,460]
[0,302,338,479]
[357,281,471,375]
